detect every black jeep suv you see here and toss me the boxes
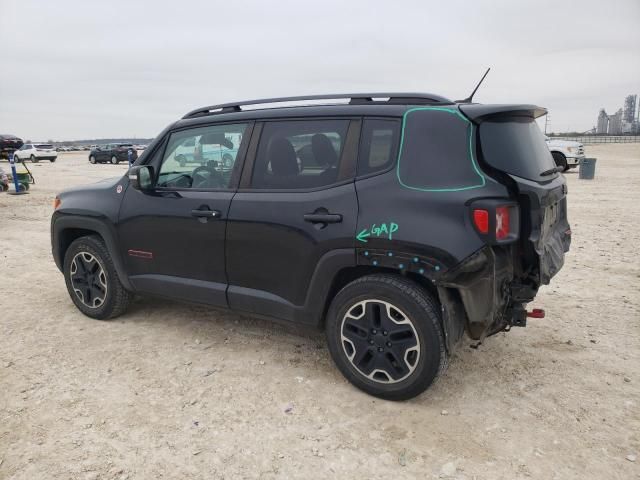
[51,93,570,400]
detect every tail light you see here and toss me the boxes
[473,209,489,234]
[495,206,510,240]
[471,200,519,244]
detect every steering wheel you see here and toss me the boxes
[191,165,226,188]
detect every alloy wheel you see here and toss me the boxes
[70,252,108,309]
[340,299,420,384]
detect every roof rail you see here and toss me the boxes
[182,92,453,119]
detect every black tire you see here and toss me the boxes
[30,154,39,163]
[50,158,56,163]
[551,151,568,172]
[326,274,447,401]
[63,235,132,320]
[89,155,96,164]
[111,155,119,164]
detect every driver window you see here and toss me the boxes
[157,123,248,189]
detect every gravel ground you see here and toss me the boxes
[0,145,639,479]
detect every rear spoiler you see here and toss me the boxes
[458,104,547,123]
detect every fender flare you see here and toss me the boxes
[51,214,133,291]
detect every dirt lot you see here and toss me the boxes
[0,145,638,479]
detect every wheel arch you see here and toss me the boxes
[52,215,132,290]
[318,264,464,354]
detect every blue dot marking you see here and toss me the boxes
[435,265,440,271]
[399,263,404,269]
[364,251,369,256]
[413,257,419,263]
[419,268,425,274]
[387,252,393,257]
[373,260,378,266]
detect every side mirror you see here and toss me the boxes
[129,165,155,191]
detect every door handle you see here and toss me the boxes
[191,209,221,219]
[304,213,342,224]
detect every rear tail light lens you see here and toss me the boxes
[473,209,489,234]
[471,201,519,244]
[495,206,510,240]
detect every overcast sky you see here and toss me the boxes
[1,0,638,140]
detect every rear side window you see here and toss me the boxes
[479,117,557,181]
[357,119,400,176]
[251,120,349,189]
[397,108,485,191]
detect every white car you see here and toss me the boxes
[13,143,57,163]
[545,137,584,171]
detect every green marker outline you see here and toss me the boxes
[396,107,486,192]
[356,222,399,243]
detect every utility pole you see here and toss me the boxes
[544,113,551,135]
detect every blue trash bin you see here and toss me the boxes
[579,158,596,180]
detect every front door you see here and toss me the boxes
[226,118,359,321]
[117,121,252,307]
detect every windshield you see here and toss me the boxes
[480,117,557,181]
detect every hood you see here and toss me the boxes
[546,138,582,147]
[59,176,122,197]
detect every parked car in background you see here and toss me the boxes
[173,133,240,167]
[14,143,57,162]
[88,143,138,164]
[0,134,24,159]
[545,136,584,171]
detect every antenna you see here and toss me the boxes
[456,67,491,103]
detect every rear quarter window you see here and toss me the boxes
[357,119,401,177]
[397,108,485,191]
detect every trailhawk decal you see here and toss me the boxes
[356,222,399,243]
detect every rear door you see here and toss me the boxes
[226,118,360,322]
[117,122,252,306]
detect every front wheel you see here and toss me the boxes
[89,155,96,164]
[63,235,132,320]
[110,155,119,164]
[30,154,39,163]
[552,152,568,172]
[326,274,447,401]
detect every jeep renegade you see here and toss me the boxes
[51,93,571,400]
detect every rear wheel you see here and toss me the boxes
[111,155,119,164]
[552,151,568,172]
[326,274,447,401]
[50,158,56,163]
[30,154,39,163]
[13,155,19,162]
[63,235,132,320]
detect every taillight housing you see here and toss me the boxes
[471,200,519,244]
